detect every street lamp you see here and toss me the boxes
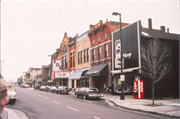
[112,12,124,100]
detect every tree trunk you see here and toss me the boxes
[152,79,155,106]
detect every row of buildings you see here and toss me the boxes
[18,18,179,99]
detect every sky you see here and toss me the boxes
[1,0,179,82]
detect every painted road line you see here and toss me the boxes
[53,101,60,104]
[67,106,79,112]
[94,116,101,119]
[44,97,49,100]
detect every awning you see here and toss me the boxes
[69,69,88,80]
[84,64,108,77]
[111,67,141,74]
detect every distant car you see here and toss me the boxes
[45,86,51,92]
[7,88,16,105]
[34,84,41,90]
[49,86,57,93]
[56,86,69,94]
[76,87,103,100]
[39,86,46,91]
[25,84,30,88]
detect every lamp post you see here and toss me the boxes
[112,12,124,100]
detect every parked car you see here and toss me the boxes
[39,86,46,91]
[24,84,30,88]
[7,88,16,105]
[45,86,51,92]
[34,84,41,90]
[56,86,69,94]
[76,87,103,100]
[49,86,57,93]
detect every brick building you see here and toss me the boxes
[52,32,76,87]
[85,19,129,93]
[69,31,91,90]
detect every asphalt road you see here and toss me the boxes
[6,86,169,119]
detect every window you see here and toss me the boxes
[78,52,80,64]
[87,49,89,62]
[84,50,86,63]
[99,36,100,42]
[105,44,108,58]
[98,46,101,60]
[73,51,75,67]
[92,49,95,61]
[81,51,82,64]
[70,53,72,68]
[62,55,67,70]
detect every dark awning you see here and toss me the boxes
[69,69,88,80]
[84,64,108,77]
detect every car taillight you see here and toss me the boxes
[89,93,95,96]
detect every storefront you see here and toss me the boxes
[69,68,89,89]
[111,21,141,95]
[52,71,69,87]
[85,64,108,93]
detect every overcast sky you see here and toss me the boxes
[1,0,179,82]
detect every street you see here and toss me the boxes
[6,87,169,119]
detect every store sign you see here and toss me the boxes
[55,71,69,78]
[53,60,61,71]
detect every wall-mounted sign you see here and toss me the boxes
[53,60,61,71]
[54,71,69,78]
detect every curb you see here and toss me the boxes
[106,100,180,119]
[4,108,29,119]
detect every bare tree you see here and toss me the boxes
[141,38,172,106]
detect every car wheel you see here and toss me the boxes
[60,92,62,94]
[76,94,79,98]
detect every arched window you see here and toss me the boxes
[62,45,68,70]
[63,45,67,55]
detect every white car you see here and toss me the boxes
[7,88,16,105]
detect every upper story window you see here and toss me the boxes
[105,33,107,38]
[92,48,95,61]
[98,46,101,60]
[105,43,108,58]
[70,52,72,68]
[87,49,89,62]
[81,51,82,64]
[62,55,67,70]
[84,50,86,63]
[63,45,67,55]
[73,51,75,67]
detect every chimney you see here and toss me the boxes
[167,28,169,33]
[64,32,67,37]
[76,34,79,38]
[89,24,93,31]
[160,26,165,33]
[148,18,152,30]
[99,20,103,25]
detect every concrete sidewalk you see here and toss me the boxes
[1,107,28,119]
[69,91,180,118]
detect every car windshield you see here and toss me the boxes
[62,87,68,90]
[87,88,99,92]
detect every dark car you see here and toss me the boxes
[76,87,103,100]
[49,86,57,93]
[34,84,41,90]
[56,86,69,94]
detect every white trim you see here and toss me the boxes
[70,50,75,53]
[111,67,140,74]
[90,40,111,50]
[90,57,111,64]
[137,21,141,73]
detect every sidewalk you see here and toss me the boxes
[1,107,28,119]
[69,91,180,118]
